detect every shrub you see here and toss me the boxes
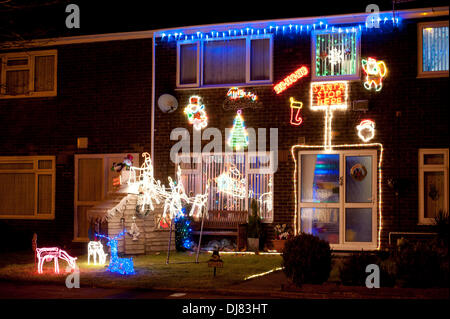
[339,251,378,286]
[434,210,449,246]
[282,233,332,286]
[393,239,447,288]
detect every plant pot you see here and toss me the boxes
[272,239,287,252]
[247,238,259,252]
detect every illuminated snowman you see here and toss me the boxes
[356,119,375,142]
[184,96,208,130]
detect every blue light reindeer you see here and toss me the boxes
[96,230,135,275]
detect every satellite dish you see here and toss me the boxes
[158,94,178,113]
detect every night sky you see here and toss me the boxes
[0,0,448,42]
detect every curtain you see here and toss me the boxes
[203,39,246,85]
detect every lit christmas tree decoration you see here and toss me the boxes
[227,110,249,151]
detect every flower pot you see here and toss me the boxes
[247,238,259,252]
[272,239,286,252]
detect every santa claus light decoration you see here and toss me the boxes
[356,119,376,142]
[361,57,387,92]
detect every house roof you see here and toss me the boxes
[0,6,448,51]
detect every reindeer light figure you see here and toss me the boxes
[87,241,108,265]
[96,231,135,275]
[36,247,77,274]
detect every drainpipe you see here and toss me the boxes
[151,36,156,162]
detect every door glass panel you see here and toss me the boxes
[345,208,372,242]
[346,156,372,203]
[301,154,339,203]
[424,171,445,218]
[301,208,339,244]
[424,153,444,165]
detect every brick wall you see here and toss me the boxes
[153,18,449,248]
[0,16,448,251]
[0,39,153,250]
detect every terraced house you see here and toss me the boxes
[0,4,448,252]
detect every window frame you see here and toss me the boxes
[176,151,275,223]
[298,149,378,250]
[311,29,361,81]
[0,49,57,99]
[418,148,449,225]
[417,21,449,78]
[0,156,55,220]
[176,35,273,89]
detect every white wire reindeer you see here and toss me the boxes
[124,153,209,221]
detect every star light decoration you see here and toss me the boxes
[123,152,209,221]
[328,48,345,66]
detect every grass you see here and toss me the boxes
[0,251,282,290]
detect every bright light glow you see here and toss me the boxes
[184,96,208,130]
[88,241,108,265]
[96,231,135,275]
[128,216,141,241]
[328,48,345,66]
[289,97,303,126]
[227,87,258,101]
[259,177,273,211]
[159,17,401,41]
[124,153,209,220]
[244,267,284,280]
[357,119,376,142]
[215,163,246,198]
[206,250,281,256]
[274,66,309,94]
[291,143,383,249]
[228,110,249,151]
[36,247,77,274]
[361,57,387,91]
[310,81,348,151]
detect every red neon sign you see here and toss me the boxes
[310,81,348,109]
[274,66,309,94]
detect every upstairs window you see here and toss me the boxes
[418,21,449,78]
[0,50,57,98]
[177,36,272,88]
[312,30,360,81]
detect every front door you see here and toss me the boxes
[298,150,377,250]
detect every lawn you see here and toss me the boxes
[0,251,282,290]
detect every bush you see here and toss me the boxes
[339,250,396,287]
[339,251,378,286]
[393,239,448,288]
[282,233,331,286]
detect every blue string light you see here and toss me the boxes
[158,16,401,42]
